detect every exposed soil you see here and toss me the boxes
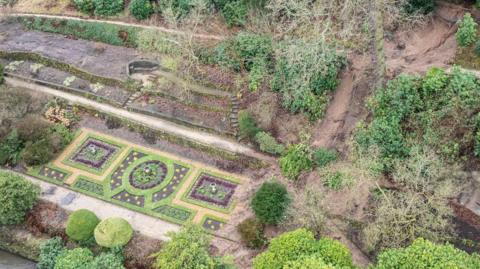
[0,59,131,104]
[0,19,143,80]
[385,4,464,77]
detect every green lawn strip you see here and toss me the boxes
[62,133,127,175]
[181,169,241,214]
[27,164,72,185]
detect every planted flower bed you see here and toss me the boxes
[184,172,239,213]
[63,136,125,175]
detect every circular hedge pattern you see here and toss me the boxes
[129,160,167,189]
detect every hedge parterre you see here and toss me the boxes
[28,129,244,230]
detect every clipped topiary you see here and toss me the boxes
[0,171,39,225]
[129,0,154,20]
[66,209,100,242]
[316,237,353,268]
[251,180,290,225]
[94,217,133,248]
[93,0,124,16]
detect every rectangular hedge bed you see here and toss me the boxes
[27,130,243,228]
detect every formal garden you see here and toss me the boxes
[28,128,243,230]
[2,0,480,268]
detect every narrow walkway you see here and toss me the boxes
[6,77,271,162]
[2,169,180,241]
[5,13,225,41]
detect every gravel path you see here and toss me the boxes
[6,77,270,162]
[2,169,180,241]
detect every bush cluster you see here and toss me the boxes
[0,115,74,166]
[0,171,39,225]
[93,0,124,16]
[129,0,155,20]
[38,237,126,269]
[456,13,478,47]
[214,32,273,91]
[211,0,248,27]
[237,217,266,249]
[255,131,285,155]
[279,143,313,180]
[403,0,435,15]
[272,39,345,120]
[355,67,480,171]
[253,229,353,269]
[313,148,338,167]
[251,180,290,225]
[73,0,95,14]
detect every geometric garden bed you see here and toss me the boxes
[27,128,244,232]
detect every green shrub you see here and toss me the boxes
[37,237,65,269]
[91,251,126,269]
[283,255,333,269]
[136,29,179,55]
[66,209,100,242]
[403,0,435,15]
[54,248,94,269]
[93,0,124,16]
[0,171,39,225]
[255,131,285,155]
[279,143,313,180]
[316,237,353,267]
[94,217,133,248]
[73,0,95,14]
[251,181,290,225]
[323,171,353,191]
[475,40,480,56]
[50,123,75,150]
[216,32,273,71]
[154,223,216,269]
[253,229,318,269]
[238,110,261,139]
[374,238,480,269]
[313,148,338,167]
[0,130,23,166]
[22,138,55,166]
[272,39,345,120]
[456,13,478,47]
[129,0,154,20]
[237,217,266,249]
[16,115,52,142]
[221,0,248,27]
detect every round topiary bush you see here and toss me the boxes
[66,209,100,242]
[251,181,290,225]
[93,0,124,16]
[0,171,39,225]
[129,0,154,20]
[94,217,133,247]
[73,0,95,14]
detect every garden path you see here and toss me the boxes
[5,77,272,163]
[2,169,180,241]
[4,13,225,41]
